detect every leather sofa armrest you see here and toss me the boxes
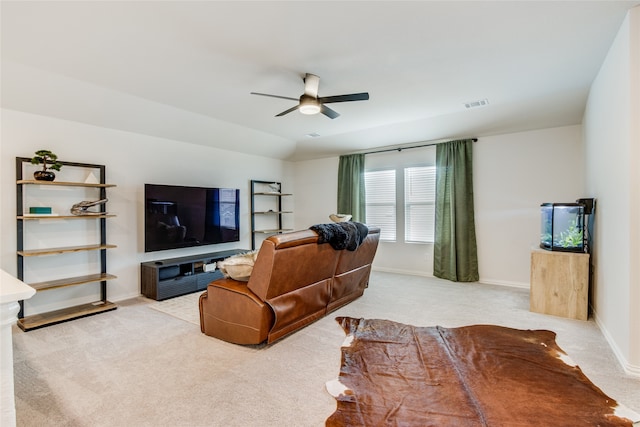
[207,278,264,306]
[199,277,274,344]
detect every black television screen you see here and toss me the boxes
[145,184,240,252]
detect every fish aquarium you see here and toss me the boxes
[540,203,585,252]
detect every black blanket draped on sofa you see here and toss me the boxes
[310,222,368,251]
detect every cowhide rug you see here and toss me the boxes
[326,317,638,426]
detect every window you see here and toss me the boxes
[365,165,435,243]
[364,169,396,241]
[404,166,436,243]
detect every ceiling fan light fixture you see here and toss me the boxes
[299,96,321,115]
[299,104,321,115]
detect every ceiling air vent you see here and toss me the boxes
[306,132,321,138]
[464,98,490,109]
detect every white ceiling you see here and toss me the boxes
[2,1,638,161]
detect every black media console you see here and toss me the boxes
[140,249,248,300]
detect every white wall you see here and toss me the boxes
[294,125,584,286]
[292,157,338,229]
[474,126,584,286]
[583,7,640,375]
[1,109,292,315]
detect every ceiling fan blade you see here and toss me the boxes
[275,105,300,117]
[251,92,299,102]
[303,73,320,98]
[318,92,370,104]
[321,104,340,119]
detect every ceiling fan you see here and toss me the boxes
[251,73,369,119]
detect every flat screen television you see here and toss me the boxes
[145,184,240,252]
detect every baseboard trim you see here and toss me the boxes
[372,266,433,278]
[593,310,640,378]
[372,267,529,289]
[113,292,146,303]
[478,278,530,289]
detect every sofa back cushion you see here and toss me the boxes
[247,229,341,343]
[247,230,340,301]
[328,226,380,311]
[334,226,380,275]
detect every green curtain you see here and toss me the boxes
[337,154,366,222]
[433,139,479,282]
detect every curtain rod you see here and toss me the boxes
[360,138,478,156]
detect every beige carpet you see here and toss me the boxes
[11,271,640,426]
[147,291,204,326]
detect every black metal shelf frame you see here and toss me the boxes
[250,180,292,250]
[16,157,113,324]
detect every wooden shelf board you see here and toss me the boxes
[253,229,294,234]
[253,211,293,214]
[17,301,117,331]
[18,214,116,220]
[17,180,116,188]
[29,273,117,292]
[18,244,117,257]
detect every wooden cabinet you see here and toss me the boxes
[140,249,247,300]
[16,158,117,331]
[250,180,293,250]
[530,249,589,320]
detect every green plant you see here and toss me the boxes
[540,232,552,245]
[31,149,62,172]
[554,219,583,248]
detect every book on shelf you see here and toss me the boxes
[29,206,52,214]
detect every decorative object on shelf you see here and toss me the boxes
[30,149,63,181]
[84,172,99,184]
[70,198,108,215]
[29,207,52,214]
[268,182,281,193]
[203,263,217,272]
[329,213,352,223]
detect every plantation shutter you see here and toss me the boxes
[364,169,396,241]
[405,166,436,242]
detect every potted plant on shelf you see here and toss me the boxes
[30,149,63,181]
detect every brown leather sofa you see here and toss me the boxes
[199,226,380,345]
